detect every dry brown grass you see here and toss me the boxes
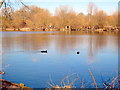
[47,69,119,89]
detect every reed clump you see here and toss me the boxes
[47,69,119,89]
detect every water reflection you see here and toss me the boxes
[1,31,119,88]
[2,31,118,62]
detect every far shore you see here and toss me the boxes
[1,26,120,33]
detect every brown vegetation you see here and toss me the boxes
[0,79,31,89]
[47,70,119,89]
[1,2,119,32]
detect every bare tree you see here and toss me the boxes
[2,7,14,29]
[87,2,95,15]
[95,10,107,28]
[1,1,118,31]
[28,6,51,30]
[0,0,5,8]
[55,5,76,30]
[106,11,118,27]
[76,13,86,29]
[87,2,98,27]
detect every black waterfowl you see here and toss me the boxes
[41,50,47,53]
[77,52,80,54]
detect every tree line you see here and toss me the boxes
[1,2,118,31]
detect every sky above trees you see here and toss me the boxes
[24,0,119,2]
[2,0,119,15]
[27,2,118,15]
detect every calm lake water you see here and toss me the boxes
[2,31,119,88]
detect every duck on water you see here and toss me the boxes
[77,51,80,54]
[35,50,47,53]
[41,50,47,53]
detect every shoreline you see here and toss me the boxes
[1,28,120,33]
[1,25,120,32]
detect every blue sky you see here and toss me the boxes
[26,2,118,15]
[6,0,120,15]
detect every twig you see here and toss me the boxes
[49,74,55,86]
[88,69,98,88]
[19,0,29,9]
[47,82,54,88]
[60,73,77,87]
[80,79,84,88]
[110,75,120,88]
[70,75,79,86]
[0,0,5,8]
